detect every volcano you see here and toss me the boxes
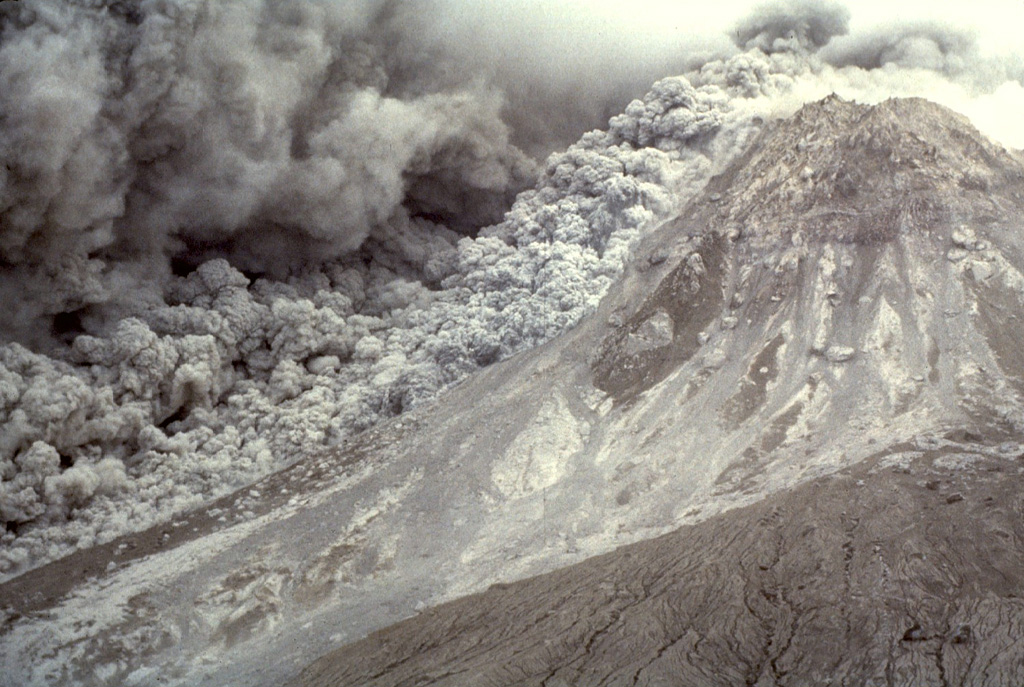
[4,96,1024,686]
[289,95,1024,687]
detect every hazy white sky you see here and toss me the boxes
[571,0,1024,53]
[461,0,1024,147]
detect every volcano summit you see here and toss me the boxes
[5,96,1024,686]
[294,96,1024,686]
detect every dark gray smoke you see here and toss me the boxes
[821,22,980,79]
[732,0,850,53]
[0,0,730,347]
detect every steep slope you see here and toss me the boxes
[294,98,1024,685]
[294,96,1024,683]
[3,96,1024,686]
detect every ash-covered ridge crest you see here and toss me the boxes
[596,95,1024,411]
[709,95,1024,247]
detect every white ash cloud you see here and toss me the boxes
[3,0,1024,575]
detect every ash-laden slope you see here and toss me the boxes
[296,438,1024,687]
[293,97,1024,684]
[3,96,1024,686]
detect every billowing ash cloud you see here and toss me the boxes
[732,0,850,53]
[0,0,746,572]
[822,22,977,74]
[0,0,725,348]
[2,0,1024,576]
[0,0,542,344]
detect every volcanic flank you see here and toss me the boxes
[595,94,1024,427]
[292,95,1024,685]
[4,96,1024,686]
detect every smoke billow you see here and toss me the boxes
[733,0,850,53]
[818,20,1024,98]
[822,22,977,74]
[2,0,1024,576]
[0,0,538,344]
[0,0,729,347]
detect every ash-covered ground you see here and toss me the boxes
[293,93,1024,686]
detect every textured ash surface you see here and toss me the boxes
[295,439,1024,687]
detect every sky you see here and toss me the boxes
[428,0,1024,150]
[574,0,1024,50]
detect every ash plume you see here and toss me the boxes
[0,0,538,343]
[732,0,850,53]
[0,0,724,347]
[822,22,978,74]
[818,20,1024,95]
[2,0,1024,577]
